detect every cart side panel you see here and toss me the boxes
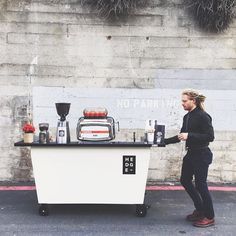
[31,147,150,204]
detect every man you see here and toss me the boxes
[164,89,215,227]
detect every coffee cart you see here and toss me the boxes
[15,106,165,217]
[14,141,158,217]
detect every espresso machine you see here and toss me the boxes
[55,103,71,144]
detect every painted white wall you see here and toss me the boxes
[33,86,236,132]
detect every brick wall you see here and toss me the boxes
[0,0,236,182]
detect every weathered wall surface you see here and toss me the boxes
[0,0,236,182]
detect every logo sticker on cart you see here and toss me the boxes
[123,155,136,174]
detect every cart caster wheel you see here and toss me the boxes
[136,204,147,217]
[39,205,49,216]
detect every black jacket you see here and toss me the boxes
[164,107,214,148]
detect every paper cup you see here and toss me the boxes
[147,132,154,144]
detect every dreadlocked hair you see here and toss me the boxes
[182,89,206,111]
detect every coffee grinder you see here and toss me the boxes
[39,123,49,143]
[55,103,71,144]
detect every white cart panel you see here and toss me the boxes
[31,147,150,204]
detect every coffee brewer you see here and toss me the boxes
[153,121,165,145]
[55,103,71,144]
[39,123,49,144]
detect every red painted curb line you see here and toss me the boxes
[0,186,36,191]
[0,186,235,191]
[146,186,236,191]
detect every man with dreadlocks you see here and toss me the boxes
[164,89,215,227]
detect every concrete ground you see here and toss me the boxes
[0,186,235,236]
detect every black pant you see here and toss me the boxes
[180,147,215,219]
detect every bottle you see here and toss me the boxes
[146,120,154,144]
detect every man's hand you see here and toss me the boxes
[178,133,188,141]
